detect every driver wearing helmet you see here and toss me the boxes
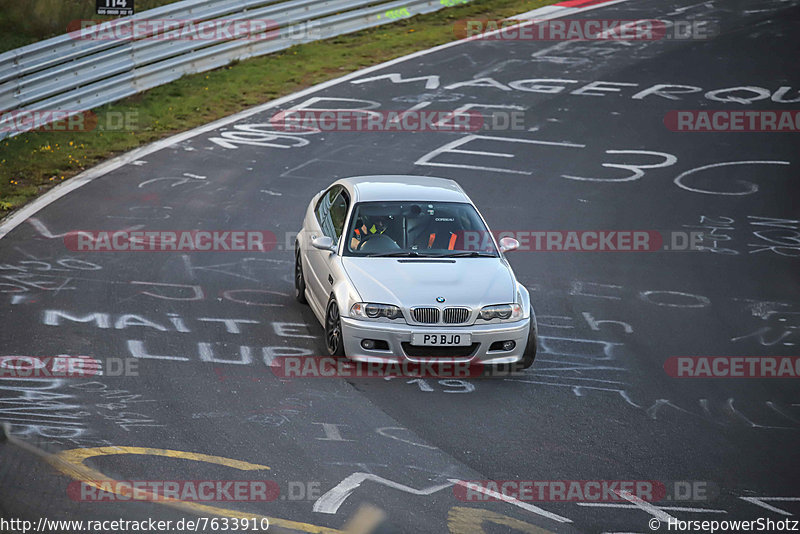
[350,215,390,250]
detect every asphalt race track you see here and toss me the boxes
[1,0,799,532]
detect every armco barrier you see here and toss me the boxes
[0,0,468,138]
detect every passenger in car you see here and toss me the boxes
[350,215,390,250]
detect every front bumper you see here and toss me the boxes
[340,317,531,364]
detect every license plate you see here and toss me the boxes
[411,333,471,346]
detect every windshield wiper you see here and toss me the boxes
[435,251,497,258]
[367,251,433,257]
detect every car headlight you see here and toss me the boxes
[479,303,523,322]
[350,303,404,320]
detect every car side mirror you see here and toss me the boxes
[499,237,519,253]
[312,236,336,251]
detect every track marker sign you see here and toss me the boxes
[96,0,133,16]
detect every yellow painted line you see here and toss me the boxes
[447,506,554,534]
[56,446,271,471]
[7,435,537,534]
[48,446,345,534]
[341,504,386,534]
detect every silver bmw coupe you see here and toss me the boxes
[294,175,537,369]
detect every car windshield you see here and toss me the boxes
[345,201,499,257]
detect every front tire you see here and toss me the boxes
[515,320,538,370]
[325,299,346,357]
[295,248,308,304]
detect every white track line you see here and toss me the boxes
[0,0,630,241]
[612,490,674,521]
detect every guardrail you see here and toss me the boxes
[0,0,470,139]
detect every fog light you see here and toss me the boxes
[502,340,516,351]
[361,339,376,350]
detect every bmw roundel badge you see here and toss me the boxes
[436,296,445,303]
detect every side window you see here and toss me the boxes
[329,191,349,239]
[315,186,349,240]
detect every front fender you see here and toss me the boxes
[516,282,535,322]
[331,260,362,317]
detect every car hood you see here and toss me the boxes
[341,257,517,308]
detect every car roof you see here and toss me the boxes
[335,175,469,203]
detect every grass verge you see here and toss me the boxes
[0,0,558,217]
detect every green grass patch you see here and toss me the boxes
[0,0,558,217]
